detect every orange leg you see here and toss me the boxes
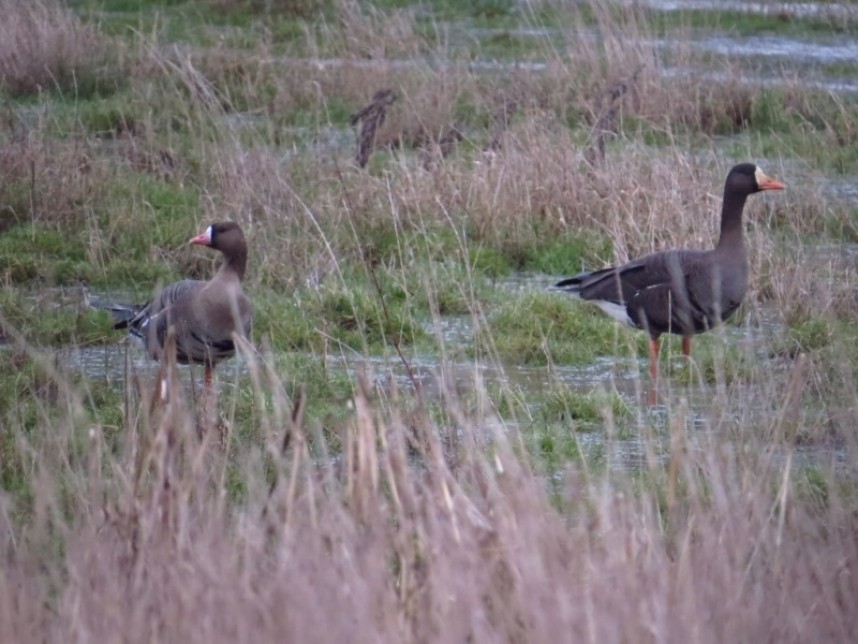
[204,367,213,389]
[648,338,660,382]
[681,336,692,358]
[647,337,660,406]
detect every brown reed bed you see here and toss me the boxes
[0,0,123,98]
[0,339,856,642]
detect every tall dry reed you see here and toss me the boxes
[0,336,855,642]
[0,0,120,97]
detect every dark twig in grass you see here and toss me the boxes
[418,124,463,169]
[333,161,422,397]
[120,141,180,182]
[261,387,306,523]
[484,99,519,152]
[349,88,397,168]
[774,352,808,444]
[585,65,644,167]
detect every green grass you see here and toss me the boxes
[480,291,646,366]
[255,280,428,354]
[35,91,144,139]
[527,422,588,466]
[467,30,555,61]
[0,346,123,476]
[784,317,836,353]
[226,350,355,456]
[73,0,297,46]
[646,7,858,37]
[0,288,115,346]
[537,384,634,434]
[668,334,760,386]
[512,233,613,275]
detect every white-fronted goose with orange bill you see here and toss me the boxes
[555,163,785,399]
[115,221,252,393]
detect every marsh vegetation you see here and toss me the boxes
[1,0,857,640]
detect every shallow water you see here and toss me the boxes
[196,5,858,150]
[41,270,852,476]
[636,0,857,20]
[693,33,858,63]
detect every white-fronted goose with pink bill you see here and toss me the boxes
[115,221,252,390]
[555,163,785,397]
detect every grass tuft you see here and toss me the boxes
[0,0,125,99]
[482,291,645,366]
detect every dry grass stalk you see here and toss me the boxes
[0,0,117,97]
[0,134,107,231]
[0,353,855,641]
[418,125,463,170]
[307,0,426,60]
[484,99,519,153]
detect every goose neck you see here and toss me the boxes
[716,190,748,251]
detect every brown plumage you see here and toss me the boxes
[555,163,785,394]
[115,221,252,389]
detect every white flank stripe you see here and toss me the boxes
[593,300,635,327]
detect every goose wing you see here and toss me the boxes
[557,250,714,335]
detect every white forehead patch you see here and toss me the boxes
[204,225,213,243]
[754,166,767,187]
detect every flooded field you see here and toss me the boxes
[4,1,858,639]
[37,265,848,477]
[4,0,856,478]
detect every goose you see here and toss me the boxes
[555,163,784,394]
[115,221,252,394]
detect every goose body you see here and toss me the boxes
[556,163,785,393]
[116,221,252,386]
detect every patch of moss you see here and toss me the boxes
[647,7,857,37]
[669,334,759,386]
[0,224,91,284]
[0,289,115,347]
[479,291,645,366]
[516,232,612,276]
[471,31,551,61]
[796,466,829,510]
[48,92,143,138]
[530,422,582,462]
[468,245,511,280]
[254,281,427,355]
[537,385,634,434]
[786,318,834,353]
